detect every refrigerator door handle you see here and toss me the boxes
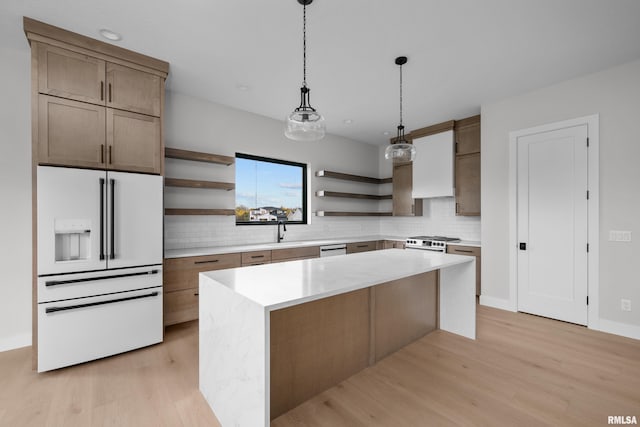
[109,178,116,260]
[45,291,159,314]
[100,178,105,260]
[45,269,160,287]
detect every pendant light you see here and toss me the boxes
[285,0,326,141]
[385,56,416,161]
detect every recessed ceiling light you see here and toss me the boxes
[236,84,250,91]
[343,119,354,125]
[382,131,391,136]
[99,29,122,41]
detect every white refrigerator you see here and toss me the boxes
[37,166,163,372]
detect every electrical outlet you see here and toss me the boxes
[621,299,632,312]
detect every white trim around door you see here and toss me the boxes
[508,115,599,329]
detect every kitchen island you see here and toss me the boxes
[199,249,475,426]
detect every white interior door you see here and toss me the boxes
[106,171,163,269]
[517,124,588,325]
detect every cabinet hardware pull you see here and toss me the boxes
[194,292,199,296]
[100,144,104,164]
[456,203,460,213]
[46,269,159,287]
[108,146,112,164]
[100,81,104,101]
[46,291,159,314]
[109,179,116,260]
[108,83,112,102]
[357,245,368,248]
[194,259,219,264]
[455,249,473,253]
[99,178,105,260]
[251,255,265,259]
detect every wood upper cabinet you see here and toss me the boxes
[31,39,166,174]
[107,109,161,174]
[38,95,106,169]
[106,63,161,117]
[37,44,106,105]
[455,116,481,155]
[454,115,481,216]
[392,161,422,217]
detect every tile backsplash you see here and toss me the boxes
[165,198,480,249]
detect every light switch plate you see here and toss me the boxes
[609,230,632,242]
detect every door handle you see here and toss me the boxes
[110,179,116,260]
[100,178,105,261]
[46,291,159,314]
[519,242,527,250]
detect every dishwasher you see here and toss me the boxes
[320,244,347,257]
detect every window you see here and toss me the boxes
[235,153,307,225]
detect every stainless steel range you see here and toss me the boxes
[405,236,461,252]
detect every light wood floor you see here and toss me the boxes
[1,305,639,426]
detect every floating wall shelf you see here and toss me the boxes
[315,170,392,184]
[164,147,235,216]
[165,147,234,166]
[165,208,235,216]
[165,178,235,191]
[315,211,392,217]
[315,190,391,200]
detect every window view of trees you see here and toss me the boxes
[235,154,307,225]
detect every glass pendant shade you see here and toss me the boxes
[384,141,416,162]
[285,86,325,141]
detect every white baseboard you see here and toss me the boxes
[0,333,31,353]
[596,319,640,341]
[479,295,516,312]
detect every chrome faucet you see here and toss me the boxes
[277,220,287,243]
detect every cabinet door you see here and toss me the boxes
[393,162,421,216]
[38,95,106,169]
[455,118,480,155]
[37,43,106,105]
[106,63,162,117]
[106,108,161,174]
[455,152,481,216]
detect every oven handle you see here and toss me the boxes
[45,269,159,287]
[45,291,159,314]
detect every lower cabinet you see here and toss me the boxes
[346,241,378,254]
[163,253,241,326]
[272,246,320,263]
[446,244,481,296]
[241,250,272,266]
[381,240,406,249]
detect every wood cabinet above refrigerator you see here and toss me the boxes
[25,18,168,175]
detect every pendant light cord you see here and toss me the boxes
[303,3,307,86]
[399,62,403,127]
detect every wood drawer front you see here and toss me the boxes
[272,246,320,261]
[346,241,378,254]
[242,250,272,265]
[164,253,241,292]
[446,245,480,257]
[164,288,199,326]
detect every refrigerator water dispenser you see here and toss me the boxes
[54,219,91,262]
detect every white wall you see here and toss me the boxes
[482,59,640,335]
[0,46,33,351]
[163,91,384,249]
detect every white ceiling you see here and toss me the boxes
[2,0,640,145]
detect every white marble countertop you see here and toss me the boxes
[165,235,408,258]
[200,249,474,311]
